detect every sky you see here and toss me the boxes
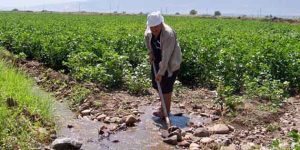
[0,0,84,7]
[0,0,300,17]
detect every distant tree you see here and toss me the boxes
[214,11,221,16]
[175,12,180,15]
[139,12,144,15]
[122,11,126,14]
[189,9,197,15]
[113,11,118,14]
[12,8,19,11]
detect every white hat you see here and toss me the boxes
[147,11,164,27]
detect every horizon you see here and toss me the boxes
[0,0,300,18]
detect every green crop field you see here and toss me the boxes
[0,12,299,99]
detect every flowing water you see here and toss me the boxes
[53,101,210,150]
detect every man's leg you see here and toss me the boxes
[163,92,172,114]
[153,92,172,117]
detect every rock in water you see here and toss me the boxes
[51,138,82,150]
[168,129,182,142]
[163,135,178,145]
[160,130,169,138]
[178,140,190,147]
[168,126,180,133]
[125,115,137,126]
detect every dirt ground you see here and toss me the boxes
[12,58,300,149]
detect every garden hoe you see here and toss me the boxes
[152,63,172,128]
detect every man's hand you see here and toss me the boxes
[155,74,162,82]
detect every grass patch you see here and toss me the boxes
[0,58,53,149]
[70,85,91,105]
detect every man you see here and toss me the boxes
[144,11,182,117]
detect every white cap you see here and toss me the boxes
[147,11,164,27]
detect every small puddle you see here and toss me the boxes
[53,102,210,150]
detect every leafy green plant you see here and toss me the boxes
[124,61,151,94]
[289,130,300,150]
[215,81,243,111]
[244,74,289,107]
[270,131,300,150]
[0,12,299,95]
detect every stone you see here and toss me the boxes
[246,135,256,141]
[97,114,107,121]
[118,123,127,131]
[125,115,137,126]
[94,88,100,93]
[78,103,89,112]
[192,104,202,110]
[179,104,185,109]
[200,113,210,117]
[169,129,182,142]
[109,117,120,123]
[133,110,139,115]
[168,126,180,133]
[223,137,232,146]
[181,130,187,137]
[104,117,111,123]
[220,144,236,150]
[51,138,82,150]
[50,134,57,140]
[194,128,209,137]
[67,124,73,128]
[187,121,195,127]
[189,143,200,150]
[160,130,169,138]
[184,132,194,140]
[81,109,92,116]
[200,137,213,144]
[91,110,100,115]
[178,140,190,147]
[194,121,204,128]
[115,117,123,124]
[210,115,220,121]
[190,136,201,143]
[98,125,108,135]
[109,125,118,131]
[241,142,257,150]
[208,124,230,134]
[163,135,178,145]
[227,125,235,132]
[212,109,222,116]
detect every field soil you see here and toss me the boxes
[11,58,300,149]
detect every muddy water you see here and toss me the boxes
[53,101,209,150]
